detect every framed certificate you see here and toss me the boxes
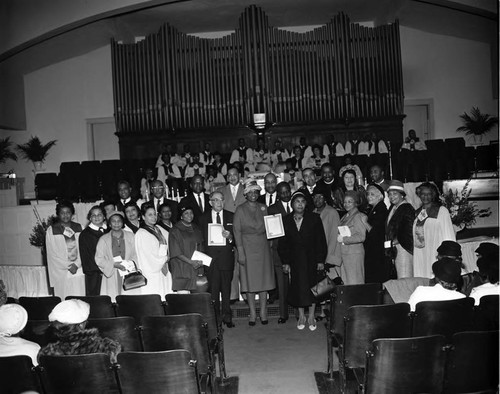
[264,214,285,239]
[208,223,226,246]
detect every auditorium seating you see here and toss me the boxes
[0,355,44,394]
[35,172,59,200]
[58,161,81,201]
[166,292,228,381]
[19,296,61,320]
[21,320,53,347]
[115,294,166,324]
[474,294,499,331]
[87,317,142,352]
[362,335,447,394]
[66,295,116,318]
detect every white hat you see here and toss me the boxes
[0,304,28,336]
[48,299,90,324]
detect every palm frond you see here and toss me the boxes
[456,107,499,136]
[16,136,57,163]
[0,137,18,164]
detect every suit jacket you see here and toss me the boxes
[315,179,337,206]
[257,192,278,207]
[199,209,235,271]
[218,183,246,213]
[179,192,210,224]
[145,197,179,222]
[298,186,314,211]
[267,201,290,267]
[386,202,415,254]
[116,198,137,212]
[339,208,367,255]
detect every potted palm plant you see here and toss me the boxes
[16,136,57,171]
[0,137,17,165]
[456,107,498,145]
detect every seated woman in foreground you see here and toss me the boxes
[38,299,121,363]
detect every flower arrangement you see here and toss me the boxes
[30,207,57,249]
[440,179,491,228]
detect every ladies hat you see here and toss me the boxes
[432,257,461,284]
[291,190,306,204]
[48,299,90,324]
[108,211,124,220]
[366,183,385,198]
[387,180,405,194]
[179,205,194,215]
[437,240,462,258]
[243,179,262,195]
[0,304,28,336]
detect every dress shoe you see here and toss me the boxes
[248,320,256,327]
[308,318,317,331]
[297,316,306,330]
[261,319,268,325]
[278,318,287,324]
[223,321,235,328]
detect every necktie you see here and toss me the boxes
[269,194,273,206]
[286,203,291,214]
[216,212,221,224]
[198,194,203,210]
[231,186,237,200]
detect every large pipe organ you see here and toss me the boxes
[111,5,405,158]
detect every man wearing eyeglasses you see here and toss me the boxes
[199,191,235,327]
[141,180,178,222]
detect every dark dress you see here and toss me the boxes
[79,226,106,296]
[278,212,327,307]
[364,200,389,283]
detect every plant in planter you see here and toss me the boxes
[30,207,58,265]
[0,137,17,165]
[16,136,57,171]
[456,107,498,144]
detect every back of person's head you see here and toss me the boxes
[432,257,461,290]
[48,299,90,338]
[477,256,499,284]
[475,242,499,261]
[0,304,28,337]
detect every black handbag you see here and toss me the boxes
[122,262,147,291]
[310,267,344,302]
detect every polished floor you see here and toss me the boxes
[223,314,337,394]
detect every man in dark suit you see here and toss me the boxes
[267,181,292,324]
[179,174,210,225]
[140,180,178,222]
[257,172,278,207]
[299,168,316,210]
[315,163,337,207]
[200,190,235,327]
[116,181,136,212]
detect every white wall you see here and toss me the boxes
[400,26,498,143]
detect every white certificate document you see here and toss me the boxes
[208,224,226,246]
[191,250,213,267]
[338,226,351,237]
[264,214,285,239]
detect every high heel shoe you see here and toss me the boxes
[248,320,256,326]
[260,319,268,325]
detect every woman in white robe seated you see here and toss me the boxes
[45,200,85,299]
[134,203,172,296]
[95,211,138,300]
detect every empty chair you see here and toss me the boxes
[0,355,43,394]
[59,161,81,201]
[444,331,499,393]
[166,293,227,380]
[66,295,116,318]
[363,335,447,394]
[21,320,53,347]
[100,160,122,201]
[35,172,59,200]
[444,138,467,179]
[141,314,215,392]
[117,350,201,394]
[87,317,141,352]
[80,161,102,202]
[115,294,165,324]
[326,283,383,377]
[412,297,475,342]
[475,144,497,172]
[339,303,412,393]
[19,296,61,320]
[425,139,447,181]
[39,353,120,394]
[474,294,499,331]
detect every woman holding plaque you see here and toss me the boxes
[46,200,85,299]
[134,203,172,295]
[233,179,275,326]
[278,191,327,331]
[168,206,205,293]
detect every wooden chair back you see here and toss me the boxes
[444,330,499,393]
[116,350,201,394]
[66,295,116,318]
[21,320,53,347]
[474,295,499,331]
[19,296,61,320]
[39,353,119,394]
[0,355,43,394]
[412,297,475,342]
[115,294,165,324]
[364,335,446,394]
[87,317,141,352]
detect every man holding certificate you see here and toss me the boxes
[200,191,236,328]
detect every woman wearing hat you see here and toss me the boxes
[279,191,327,330]
[134,203,172,295]
[234,179,275,325]
[79,205,107,296]
[0,304,40,365]
[407,257,465,311]
[364,183,389,283]
[413,182,455,278]
[385,180,415,278]
[168,205,204,293]
[46,200,85,299]
[95,211,138,300]
[337,190,368,284]
[38,299,121,362]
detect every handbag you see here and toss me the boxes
[122,261,148,291]
[191,267,209,293]
[310,267,344,302]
